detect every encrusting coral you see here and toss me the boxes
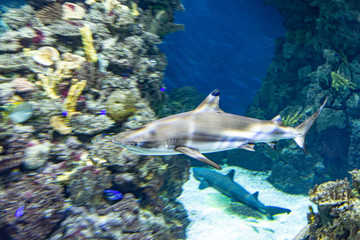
[304,170,360,240]
[0,174,65,240]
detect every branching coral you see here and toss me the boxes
[80,24,98,63]
[282,110,304,127]
[63,78,87,120]
[279,105,306,127]
[36,51,86,99]
[331,71,357,91]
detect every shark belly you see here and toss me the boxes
[184,140,247,153]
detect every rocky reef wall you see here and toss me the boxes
[243,0,360,194]
[0,0,189,239]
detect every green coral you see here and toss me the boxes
[331,71,357,91]
[281,106,305,127]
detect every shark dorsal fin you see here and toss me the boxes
[226,169,235,181]
[252,191,259,200]
[194,89,224,113]
[271,115,282,125]
[199,180,209,190]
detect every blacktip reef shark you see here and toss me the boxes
[193,167,291,220]
[113,89,328,170]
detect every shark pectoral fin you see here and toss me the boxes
[226,169,235,181]
[199,180,209,190]
[239,143,255,152]
[175,146,222,170]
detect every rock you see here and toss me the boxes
[22,139,51,170]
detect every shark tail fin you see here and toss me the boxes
[294,97,328,154]
[264,206,291,220]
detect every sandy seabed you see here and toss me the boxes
[178,166,312,240]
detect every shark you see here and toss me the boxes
[113,89,327,170]
[193,167,291,220]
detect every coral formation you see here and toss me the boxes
[32,46,60,66]
[106,89,137,122]
[302,171,360,240]
[0,174,65,240]
[244,0,360,194]
[36,3,62,25]
[331,71,357,91]
[0,0,188,239]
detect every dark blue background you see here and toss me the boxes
[160,0,285,114]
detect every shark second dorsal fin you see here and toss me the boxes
[271,115,282,125]
[226,169,235,181]
[252,191,259,200]
[194,89,224,113]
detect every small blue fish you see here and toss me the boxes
[104,190,123,201]
[100,110,106,116]
[15,206,24,217]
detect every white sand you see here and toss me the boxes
[178,166,313,240]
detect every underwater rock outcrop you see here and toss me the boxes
[245,0,360,193]
[299,170,360,240]
[0,0,188,239]
[0,174,65,240]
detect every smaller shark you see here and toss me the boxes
[193,167,291,220]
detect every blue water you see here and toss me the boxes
[160,0,285,114]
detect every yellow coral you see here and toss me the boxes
[80,24,98,63]
[37,71,61,99]
[131,2,140,16]
[63,79,87,121]
[282,110,304,127]
[331,71,357,91]
[36,52,85,99]
[50,115,72,134]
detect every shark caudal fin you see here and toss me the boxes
[264,206,291,220]
[294,97,328,154]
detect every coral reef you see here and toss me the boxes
[0,0,188,239]
[300,170,360,240]
[0,174,65,240]
[67,165,112,208]
[243,0,360,193]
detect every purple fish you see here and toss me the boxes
[15,206,24,217]
[104,190,123,201]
